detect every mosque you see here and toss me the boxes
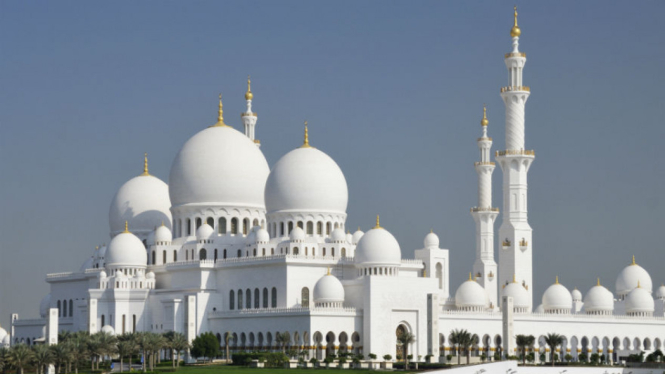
[7,7,665,365]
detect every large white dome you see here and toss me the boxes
[583,282,614,313]
[542,278,573,312]
[502,280,529,310]
[313,273,345,304]
[109,173,172,238]
[105,229,147,269]
[265,146,348,214]
[615,257,652,296]
[169,126,269,208]
[355,223,401,266]
[455,277,489,310]
[625,286,654,314]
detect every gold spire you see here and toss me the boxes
[468,272,473,281]
[161,221,165,227]
[141,153,150,176]
[245,75,253,101]
[637,280,641,288]
[597,278,601,286]
[374,215,382,229]
[214,94,228,127]
[430,229,433,233]
[555,275,559,284]
[631,255,636,265]
[510,6,521,38]
[513,274,517,283]
[481,105,489,126]
[358,226,361,231]
[123,221,130,233]
[327,267,331,276]
[301,120,311,148]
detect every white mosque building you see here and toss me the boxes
[8,7,665,364]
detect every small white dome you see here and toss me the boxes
[352,229,364,245]
[109,173,172,238]
[154,224,172,243]
[313,273,345,304]
[105,230,147,269]
[169,126,270,209]
[331,228,346,243]
[146,271,155,280]
[290,227,305,242]
[101,325,115,335]
[534,304,545,313]
[99,270,107,279]
[424,231,440,249]
[355,224,401,266]
[39,294,51,318]
[616,258,653,296]
[455,277,489,309]
[196,223,214,241]
[542,279,573,312]
[571,288,582,302]
[79,257,94,272]
[625,286,655,314]
[583,282,614,312]
[255,228,270,243]
[346,232,353,243]
[655,284,665,300]
[265,146,348,215]
[502,281,529,310]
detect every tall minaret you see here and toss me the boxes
[471,105,499,309]
[241,75,260,147]
[497,6,535,308]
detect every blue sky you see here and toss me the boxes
[1,1,664,324]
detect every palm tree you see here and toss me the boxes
[57,331,72,344]
[51,343,72,374]
[449,329,469,365]
[147,333,165,371]
[543,333,563,366]
[515,335,535,365]
[135,332,150,372]
[117,340,136,373]
[32,345,53,374]
[464,334,479,364]
[224,332,233,364]
[396,332,415,369]
[7,344,33,374]
[0,347,9,374]
[166,332,189,368]
[96,331,118,367]
[67,332,89,374]
[275,332,290,354]
[86,334,103,370]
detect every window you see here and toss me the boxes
[133,315,136,332]
[288,222,293,234]
[271,287,277,308]
[69,300,73,317]
[341,248,346,257]
[186,251,188,261]
[323,248,326,256]
[230,290,235,310]
[214,249,218,262]
[186,219,192,236]
[301,288,310,307]
[238,289,243,310]
[307,221,313,235]
[206,217,214,227]
[243,218,249,235]
[297,221,303,229]
[231,218,238,234]
[178,219,182,238]
[263,288,268,308]
[122,315,126,334]
[326,222,331,235]
[101,314,105,326]
[152,251,156,265]
[293,247,299,255]
[253,219,259,227]
[237,249,241,258]
[246,289,251,309]
[253,248,256,257]
[163,250,167,264]
[173,250,177,262]
[63,300,67,317]
[332,248,335,257]
[219,218,227,234]
[271,248,274,255]
[200,248,207,260]
[317,222,322,235]
[262,248,265,256]
[254,288,260,309]
[196,217,202,229]
[280,222,285,236]
[223,249,227,259]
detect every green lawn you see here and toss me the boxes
[158,364,407,374]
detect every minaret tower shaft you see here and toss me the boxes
[471,106,499,309]
[497,6,535,308]
[241,75,260,147]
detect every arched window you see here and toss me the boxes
[301,288,310,307]
[57,300,61,316]
[253,248,257,257]
[323,248,326,256]
[293,247,299,255]
[214,249,218,262]
[263,288,269,308]
[230,290,235,310]
[238,289,243,310]
[297,221,303,229]
[178,219,182,238]
[254,288,260,309]
[206,217,214,227]
[133,315,136,332]
[152,251,156,265]
[101,314,105,326]
[237,249,241,258]
[332,248,335,257]
[312,248,316,256]
[243,218,249,235]
[326,222,331,235]
[246,289,251,309]
[223,249,227,259]
[231,218,238,234]
[163,250,167,264]
[341,248,346,257]
[288,222,294,234]
[306,221,313,235]
[253,218,259,227]
[186,251,189,261]
[280,222,285,236]
[69,300,73,317]
[196,217,202,229]
[317,222,323,235]
[334,222,339,229]
[218,218,227,234]
[186,218,192,236]
[199,248,207,260]
[305,247,308,256]
[271,287,277,308]
[173,250,177,262]
[271,248,274,255]
[63,300,67,318]
[262,248,265,256]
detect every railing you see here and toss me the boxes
[474,161,495,166]
[470,207,499,212]
[505,52,526,58]
[401,259,423,265]
[495,149,535,156]
[210,306,361,317]
[477,137,492,141]
[438,309,665,321]
[157,255,357,270]
[85,268,103,274]
[12,318,46,326]
[500,86,530,93]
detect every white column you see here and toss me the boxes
[46,308,59,374]
[502,296,514,358]
[88,299,98,333]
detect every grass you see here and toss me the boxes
[147,364,393,374]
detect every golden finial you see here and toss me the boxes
[161,221,165,227]
[95,245,99,250]
[637,280,641,288]
[597,278,601,287]
[481,105,489,126]
[214,94,228,127]
[374,215,382,229]
[245,75,253,101]
[513,274,517,283]
[358,226,361,231]
[430,229,433,234]
[511,6,521,38]
[123,221,130,233]
[141,153,150,176]
[631,255,636,265]
[301,120,311,148]
[468,272,473,281]
[327,267,331,276]
[555,275,559,284]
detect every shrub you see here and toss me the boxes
[368,353,377,360]
[383,354,392,361]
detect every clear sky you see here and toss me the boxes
[1,1,664,326]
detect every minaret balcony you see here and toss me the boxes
[495,149,535,157]
[241,112,257,117]
[474,161,495,166]
[504,52,526,58]
[470,207,499,213]
[500,86,530,93]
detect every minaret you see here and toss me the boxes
[497,6,535,308]
[241,75,260,147]
[471,105,499,309]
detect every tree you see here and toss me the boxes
[223,332,233,364]
[543,333,563,367]
[164,332,189,368]
[382,354,392,361]
[117,340,136,373]
[50,343,72,374]
[190,332,219,363]
[396,332,415,369]
[32,345,53,374]
[67,332,89,374]
[96,331,118,367]
[146,333,165,370]
[0,347,9,374]
[449,329,472,365]
[464,334,479,364]
[275,332,290,354]
[515,335,535,365]
[7,344,34,374]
